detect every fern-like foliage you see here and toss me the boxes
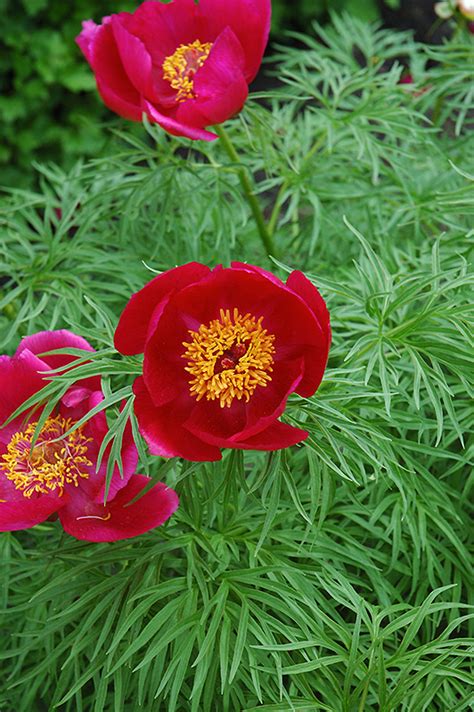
[0,14,472,712]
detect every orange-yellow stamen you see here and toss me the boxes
[162,40,213,102]
[183,308,276,408]
[1,415,92,498]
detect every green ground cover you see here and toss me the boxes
[0,12,473,712]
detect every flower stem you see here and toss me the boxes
[214,125,277,259]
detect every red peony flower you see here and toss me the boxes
[0,331,178,542]
[115,263,331,462]
[76,0,271,141]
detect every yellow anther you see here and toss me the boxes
[1,415,92,498]
[183,308,275,408]
[162,40,213,101]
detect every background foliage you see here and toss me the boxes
[0,9,473,712]
[0,0,403,187]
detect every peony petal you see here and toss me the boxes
[134,378,221,461]
[230,261,286,287]
[83,21,143,121]
[0,351,49,432]
[59,474,178,542]
[199,0,271,82]
[111,16,156,100]
[232,263,331,397]
[61,387,93,409]
[233,420,308,451]
[184,358,304,446]
[142,296,201,408]
[0,475,64,532]
[144,99,218,141]
[17,328,94,365]
[176,27,248,128]
[96,78,143,122]
[286,271,331,348]
[84,393,138,503]
[286,271,331,397]
[122,0,204,63]
[16,329,101,398]
[115,262,211,355]
[76,19,106,63]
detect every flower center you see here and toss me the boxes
[183,308,275,408]
[162,40,213,102]
[1,415,92,498]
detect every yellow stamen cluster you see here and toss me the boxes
[1,415,92,498]
[162,40,213,102]
[183,308,275,408]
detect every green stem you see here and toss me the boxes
[214,124,277,259]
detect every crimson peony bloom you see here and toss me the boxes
[115,263,331,462]
[0,331,178,542]
[76,0,271,141]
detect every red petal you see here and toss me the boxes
[76,392,138,503]
[61,387,92,409]
[142,295,202,408]
[96,78,143,122]
[76,19,105,63]
[88,21,142,121]
[134,378,221,461]
[231,261,286,286]
[16,329,101,394]
[233,420,308,451]
[0,351,48,436]
[286,271,331,348]
[232,264,331,397]
[0,473,64,532]
[286,271,331,397]
[184,358,304,446]
[16,329,94,363]
[123,0,203,63]
[144,100,218,141]
[114,262,211,355]
[0,494,63,532]
[111,16,156,100]
[176,27,248,128]
[198,0,271,82]
[59,475,178,542]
